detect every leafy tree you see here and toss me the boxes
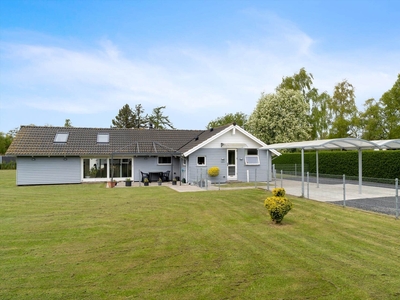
[148,106,175,129]
[111,104,135,128]
[276,68,331,139]
[0,128,17,154]
[0,132,6,155]
[276,67,314,101]
[247,89,311,144]
[360,98,386,140]
[206,112,247,129]
[380,74,400,138]
[309,90,331,139]
[328,80,359,138]
[64,119,73,127]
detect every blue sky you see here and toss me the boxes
[1,0,399,133]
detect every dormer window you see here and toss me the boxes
[54,132,69,143]
[97,133,109,144]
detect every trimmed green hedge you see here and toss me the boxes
[0,161,16,170]
[273,150,400,179]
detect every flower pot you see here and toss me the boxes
[125,181,132,187]
[172,181,177,185]
[158,182,162,186]
[144,182,149,186]
[107,181,117,188]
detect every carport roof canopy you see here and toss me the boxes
[263,138,400,151]
[262,138,400,197]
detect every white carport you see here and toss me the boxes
[263,138,400,197]
[371,139,400,149]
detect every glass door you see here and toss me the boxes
[227,149,237,180]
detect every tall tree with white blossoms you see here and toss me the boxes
[247,89,311,145]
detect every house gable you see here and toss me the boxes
[202,129,262,149]
[182,125,280,157]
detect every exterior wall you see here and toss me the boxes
[16,157,81,185]
[186,148,272,184]
[186,148,226,185]
[133,156,181,181]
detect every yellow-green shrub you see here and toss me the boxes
[208,166,220,177]
[264,188,292,223]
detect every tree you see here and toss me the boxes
[0,132,7,155]
[111,104,135,128]
[132,104,148,129]
[0,128,18,154]
[276,68,332,139]
[206,112,247,129]
[64,119,72,127]
[247,89,311,144]
[380,74,400,138]
[360,98,386,140]
[309,90,331,139]
[328,80,359,138]
[148,106,175,129]
[276,67,314,101]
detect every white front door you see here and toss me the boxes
[227,149,237,180]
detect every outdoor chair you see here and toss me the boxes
[162,170,170,182]
[141,171,151,183]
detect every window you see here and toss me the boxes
[158,156,172,165]
[247,149,258,155]
[110,158,132,178]
[83,158,108,178]
[245,148,260,165]
[97,133,109,143]
[54,132,69,143]
[197,156,206,166]
[245,156,260,165]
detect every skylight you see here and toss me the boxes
[54,132,69,143]
[97,133,109,143]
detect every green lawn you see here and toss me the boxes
[1,170,399,299]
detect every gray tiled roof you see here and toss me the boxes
[6,125,231,156]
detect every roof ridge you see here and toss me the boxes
[19,125,206,132]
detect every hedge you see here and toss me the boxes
[273,150,400,179]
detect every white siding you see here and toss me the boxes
[16,157,81,185]
[187,148,271,184]
[203,129,261,148]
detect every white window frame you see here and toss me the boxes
[245,156,260,165]
[97,133,109,144]
[245,149,260,165]
[158,156,172,165]
[54,132,69,143]
[197,156,206,166]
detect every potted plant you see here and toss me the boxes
[172,178,177,185]
[90,166,97,178]
[125,178,132,187]
[144,178,149,186]
[107,180,117,188]
[158,178,162,186]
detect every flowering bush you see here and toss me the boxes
[272,187,286,197]
[264,188,292,223]
[207,166,220,177]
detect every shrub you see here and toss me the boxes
[208,166,220,177]
[264,188,292,224]
[272,187,286,197]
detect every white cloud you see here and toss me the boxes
[0,11,399,131]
